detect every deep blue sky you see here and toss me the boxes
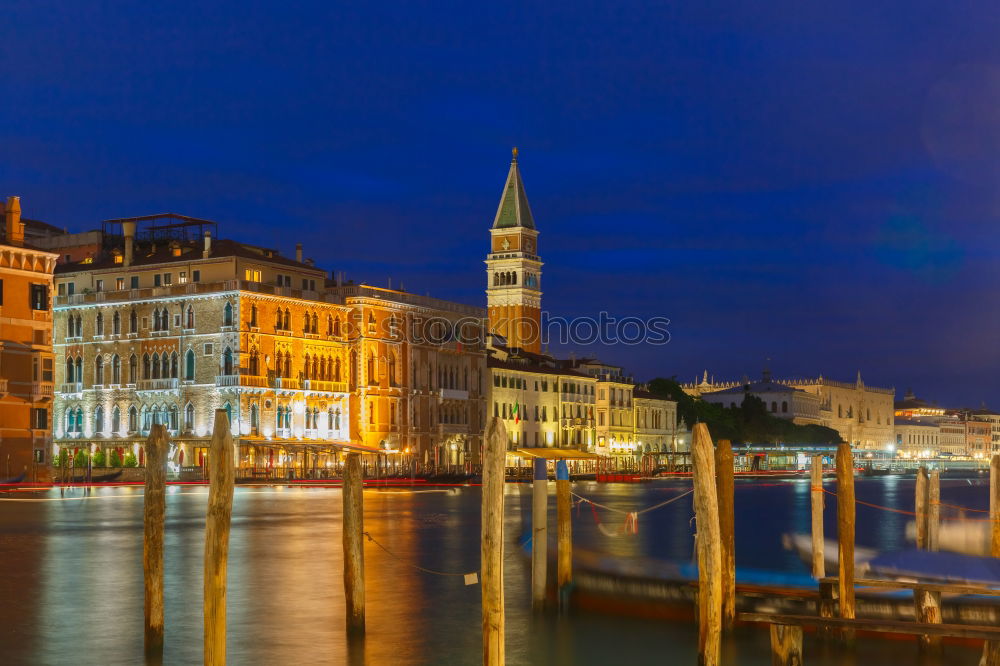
[3,1,999,406]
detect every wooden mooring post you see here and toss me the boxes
[984,456,1000,666]
[482,417,506,666]
[769,623,803,666]
[692,423,721,666]
[810,454,824,579]
[714,439,735,628]
[835,442,855,643]
[531,457,548,611]
[143,424,167,656]
[204,410,235,666]
[555,460,572,612]
[928,469,940,552]
[915,466,928,549]
[343,453,365,634]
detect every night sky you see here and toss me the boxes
[3,1,999,406]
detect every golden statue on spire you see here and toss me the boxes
[512,146,518,160]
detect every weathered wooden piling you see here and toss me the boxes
[531,457,548,611]
[143,424,167,656]
[769,623,803,666]
[915,466,928,549]
[343,453,365,634]
[810,454,825,579]
[714,439,735,628]
[914,585,942,654]
[692,423,721,666]
[928,468,940,552]
[555,460,572,611]
[482,417,507,666]
[992,455,1000,557]
[984,456,1000,666]
[835,443,855,634]
[204,410,235,666]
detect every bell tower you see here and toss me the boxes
[486,148,543,354]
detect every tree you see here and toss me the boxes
[109,450,122,468]
[57,448,68,468]
[123,452,138,468]
[73,449,89,467]
[93,450,106,467]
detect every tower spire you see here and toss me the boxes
[492,147,535,230]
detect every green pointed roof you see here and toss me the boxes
[492,148,536,230]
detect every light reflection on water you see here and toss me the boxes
[0,477,987,665]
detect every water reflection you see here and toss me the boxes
[0,478,986,664]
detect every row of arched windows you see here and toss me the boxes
[493,271,517,286]
[63,402,203,435]
[68,349,201,386]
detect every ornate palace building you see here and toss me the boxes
[52,214,485,475]
[0,197,58,481]
[684,370,895,449]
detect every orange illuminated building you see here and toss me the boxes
[0,197,58,481]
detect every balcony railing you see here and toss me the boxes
[59,382,83,395]
[137,378,179,391]
[240,375,270,388]
[304,379,348,393]
[31,382,54,401]
[274,377,301,390]
[215,375,239,387]
[440,388,470,401]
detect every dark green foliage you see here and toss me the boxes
[109,450,122,468]
[92,450,106,467]
[123,452,138,468]
[646,377,843,446]
[73,449,89,467]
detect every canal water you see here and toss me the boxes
[0,475,989,665]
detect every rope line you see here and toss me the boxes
[362,531,470,577]
[570,488,693,516]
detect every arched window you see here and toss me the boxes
[186,306,194,329]
[303,312,311,334]
[223,302,233,327]
[161,309,169,330]
[130,309,137,334]
[128,405,138,432]
[303,354,311,379]
[96,312,104,336]
[185,349,195,381]
[275,306,283,329]
[75,356,82,384]
[276,405,284,431]
[66,316,74,339]
[388,353,396,385]
[150,353,160,379]
[66,358,75,383]
[140,405,150,433]
[95,405,105,433]
[311,313,318,334]
[223,347,234,376]
[129,354,137,384]
[111,405,120,433]
[250,304,258,327]
[334,317,341,336]
[249,351,259,376]
[511,272,517,285]
[250,404,259,433]
[170,352,178,378]
[367,353,375,383]
[781,401,788,413]
[152,309,160,332]
[770,401,777,413]
[95,356,104,385]
[493,272,499,286]
[184,402,194,430]
[112,311,121,335]
[112,354,121,384]
[283,309,291,330]
[327,315,333,335]
[334,358,342,382]
[168,405,178,431]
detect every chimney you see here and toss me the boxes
[203,230,212,259]
[296,243,303,263]
[122,220,136,267]
[4,196,24,247]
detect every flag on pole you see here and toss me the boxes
[513,401,520,424]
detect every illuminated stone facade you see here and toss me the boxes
[52,216,486,473]
[0,197,58,480]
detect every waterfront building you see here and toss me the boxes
[52,214,485,474]
[894,419,941,458]
[487,342,596,452]
[632,388,679,454]
[0,197,58,480]
[969,407,1000,459]
[965,418,993,459]
[697,369,822,426]
[686,370,894,449]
